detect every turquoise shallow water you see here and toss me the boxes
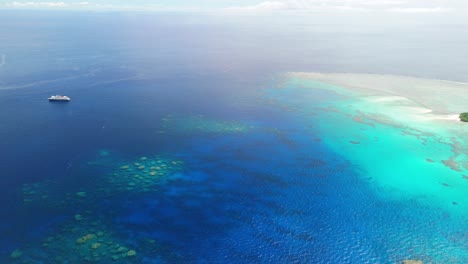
[267,76,468,262]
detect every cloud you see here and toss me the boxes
[224,0,380,12]
[225,1,286,12]
[5,1,205,11]
[6,1,96,8]
[10,1,67,7]
[224,0,460,13]
[390,7,451,13]
[4,0,466,12]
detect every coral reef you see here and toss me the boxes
[402,260,424,264]
[22,181,88,208]
[102,156,184,193]
[76,192,87,197]
[10,212,140,263]
[10,250,22,259]
[14,152,182,263]
[74,214,83,221]
[160,115,254,134]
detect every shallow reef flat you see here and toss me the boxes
[266,73,468,262]
[279,73,468,212]
[291,72,468,115]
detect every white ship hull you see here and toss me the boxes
[48,95,71,102]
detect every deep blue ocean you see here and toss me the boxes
[0,11,467,263]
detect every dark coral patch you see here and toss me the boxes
[441,159,462,172]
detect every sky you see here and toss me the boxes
[1,0,468,13]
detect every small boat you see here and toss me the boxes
[48,95,71,102]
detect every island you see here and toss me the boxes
[460,112,468,122]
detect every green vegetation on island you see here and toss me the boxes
[460,112,468,122]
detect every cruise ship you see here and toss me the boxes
[48,95,71,102]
